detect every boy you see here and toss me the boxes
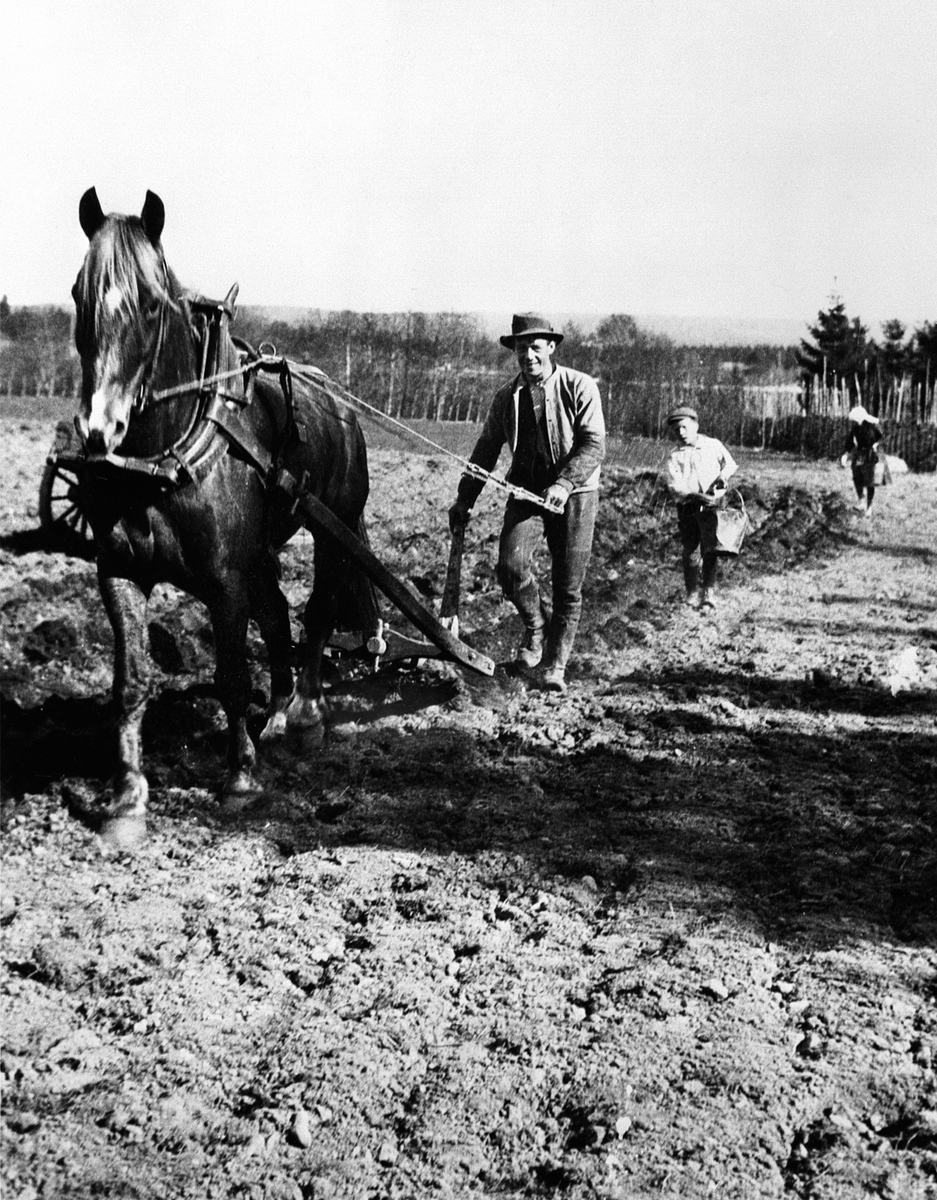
[665,406,738,610]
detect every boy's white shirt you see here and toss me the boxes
[666,434,738,501]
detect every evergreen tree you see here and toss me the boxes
[877,319,908,377]
[797,296,871,406]
[911,322,937,395]
[872,318,910,408]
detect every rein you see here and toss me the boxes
[137,324,554,512]
[151,363,251,403]
[289,363,556,513]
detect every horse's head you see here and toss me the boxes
[72,188,180,455]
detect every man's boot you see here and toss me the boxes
[511,581,546,668]
[516,624,544,668]
[542,616,578,692]
[542,665,567,692]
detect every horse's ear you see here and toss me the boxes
[79,187,106,239]
[141,191,165,244]
[224,283,239,315]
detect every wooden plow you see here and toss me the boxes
[39,414,495,677]
[274,468,493,676]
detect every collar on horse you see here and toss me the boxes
[74,286,295,488]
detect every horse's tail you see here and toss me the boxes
[334,514,382,634]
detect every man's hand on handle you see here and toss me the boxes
[448,499,471,533]
[542,484,569,512]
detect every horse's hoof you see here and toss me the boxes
[113,773,149,811]
[220,771,262,813]
[286,695,327,730]
[259,711,289,742]
[99,815,147,852]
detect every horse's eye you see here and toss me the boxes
[144,298,161,322]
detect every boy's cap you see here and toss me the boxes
[667,406,699,425]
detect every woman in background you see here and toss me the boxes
[842,405,890,517]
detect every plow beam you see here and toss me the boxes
[278,472,494,677]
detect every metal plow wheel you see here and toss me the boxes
[38,429,95,558]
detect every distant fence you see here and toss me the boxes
[801,375,936,425]
[764,414,937,472]
[609,381,937,472]
[5,388,935,473]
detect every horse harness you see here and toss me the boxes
[63,289,300,494]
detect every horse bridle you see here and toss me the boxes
[132,296,266,410]
[102,290,251,414]
[132,296,171,414]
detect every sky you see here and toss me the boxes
[2,0,935,330]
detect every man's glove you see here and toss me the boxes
[448,499,471,532]
[543,484,569,512]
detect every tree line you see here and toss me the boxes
[2,292,934,436]
[0,298,75,401]
[796,297,936,422]
[0,296,798,436]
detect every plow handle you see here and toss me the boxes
[439,521,465,629]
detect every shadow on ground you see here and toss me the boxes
[0,527,96,561]
[3,669,935,953]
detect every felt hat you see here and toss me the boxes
[666,406,699,425]
[500,313,564,349]
[848,405,879,424]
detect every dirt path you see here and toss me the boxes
[2,412,936,1199]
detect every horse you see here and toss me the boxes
[71,187,381,849]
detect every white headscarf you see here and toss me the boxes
[848,405,880,424]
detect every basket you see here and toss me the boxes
[872,456,892,487]
[701,489,749,556]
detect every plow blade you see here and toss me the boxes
[279,473,494,677]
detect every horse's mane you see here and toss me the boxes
[76,216,187,342]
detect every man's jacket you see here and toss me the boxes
[457,365,606,507]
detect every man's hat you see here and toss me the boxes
[667,406,699,425]
[500,313,564,349]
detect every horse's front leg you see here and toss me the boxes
[99,574,151,849]
[208,581,258,800]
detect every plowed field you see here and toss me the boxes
[2,404,936,1199]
